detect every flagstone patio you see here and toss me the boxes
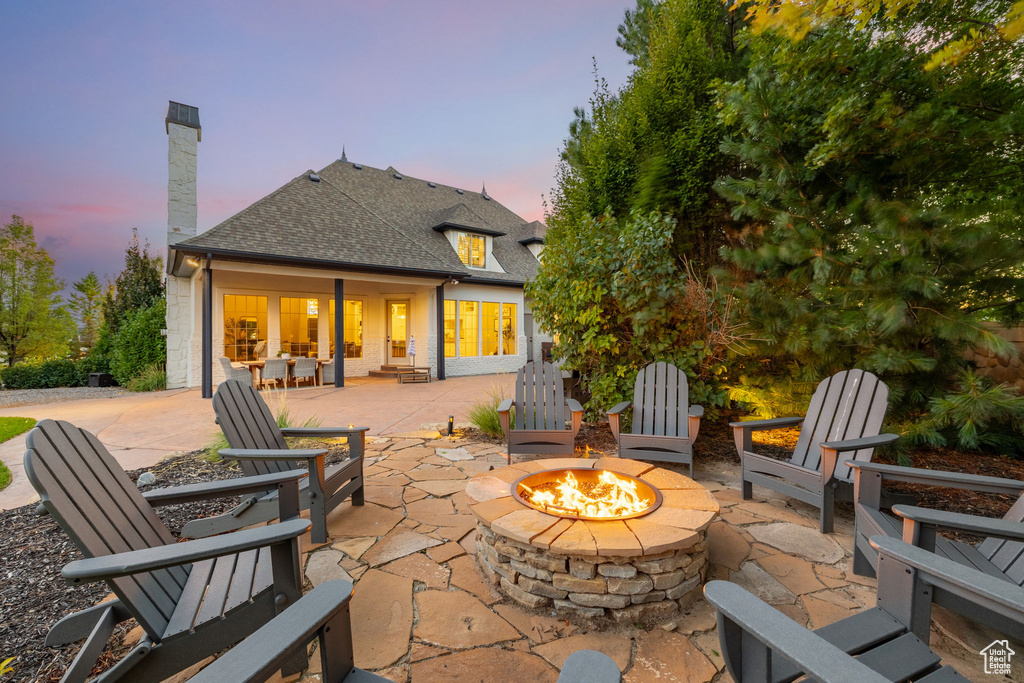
[241,433,1000,683]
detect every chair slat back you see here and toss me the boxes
[24,420,186,637]
[631,362,690,437]
[213,380,294,476]
[514,362,567,430]
[978,493,1024,586]
[792,369,889,481]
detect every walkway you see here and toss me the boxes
[0,374,513,510]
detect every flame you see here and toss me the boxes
[522,470,648,519]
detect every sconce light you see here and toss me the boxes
[186,257,200,268]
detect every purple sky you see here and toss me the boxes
[0,1,634,286]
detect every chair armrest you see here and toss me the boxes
[497,399,514,414]
[142,469,308,506]
[821,433,899,452]
[688,405,704,442]
[703,581,890,683]
[62,519,311,585]
[186,580,361,683]
[607,401,631,416]
[219,448,327,461]
[497,398,514,439]
[848,461,1024,495]
[728,416,804,430]
[566,399,583,438]
[870,536,1024,622]
[893,505,1024,543]
[280,427,369,438]
[607,402,631,440]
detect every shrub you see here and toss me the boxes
[0,462,10,492]
[110,299,166,386]
[126,364,166,392]
[913,371,1024,455]
[1,357,110,389]
[467,381,509,439]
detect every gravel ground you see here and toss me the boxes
[0,387,133,410]
[0,442,353,683]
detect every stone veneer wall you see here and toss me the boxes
[475,522,707,624]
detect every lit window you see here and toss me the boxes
[328,299,363,359]
[280,297,319,357]
[459,301,479,356]
[444,300,456,357]
[483,303,500,356]
[502,303,517,355]
[224,295,267,361]
[457,232,486,268]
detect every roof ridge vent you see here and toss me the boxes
[308,173,321,182]
[353,163,362,170]
[456,188,464,194]
[394,173,403,180]
[428,182,437,188]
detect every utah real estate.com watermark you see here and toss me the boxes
[980,639,1015,676]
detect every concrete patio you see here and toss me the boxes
[167,433,1006,682]
[0,374,513,511]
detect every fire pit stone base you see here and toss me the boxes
[467,457,718,624]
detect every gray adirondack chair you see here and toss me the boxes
[25,419,311,683]
[731,369,898,533]
[705,535,1024,682]
[189,579,622,682]
[182,379,366,544]
[607,362,704,478]
[851,461,1024,628]
[498,361,583,464]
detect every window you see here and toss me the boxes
[328,299,363,359]
[224,295,267,361]
[502,303,517,355]
[444,300,456,357]
[280,297,319,357]
[482,303,500,356]
[459,301,479,356]
[456,232,486,268]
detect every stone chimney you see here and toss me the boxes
[166,101,201,244]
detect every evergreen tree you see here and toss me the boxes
[0,216,72,366]
[101,229,164,336]
[716,4,1024,430]
[68,272,103,356]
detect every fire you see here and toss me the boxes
[520,470,648,519]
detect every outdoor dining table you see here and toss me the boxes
[240,358,328,389]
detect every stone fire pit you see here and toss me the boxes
[466,457,719,624]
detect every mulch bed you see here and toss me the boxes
[0,443,352,683]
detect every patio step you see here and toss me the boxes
[368,364,411,379]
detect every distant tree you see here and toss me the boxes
[68,272,103,356]
[101,229,164,337]
[0,216,72,366]
[616,0,663,66]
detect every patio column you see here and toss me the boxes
[436,283,446,380]
[334,278,344,387]
[201,255,213,399]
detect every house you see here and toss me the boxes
[162,102,549,397]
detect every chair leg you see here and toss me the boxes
[741,477,753,500]
[351,481,365,506]
[819,484,835,534]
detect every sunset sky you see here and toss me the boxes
[0,1,634,286]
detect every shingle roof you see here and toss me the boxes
[178,161,544,284]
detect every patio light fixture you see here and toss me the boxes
[186,257,200,267]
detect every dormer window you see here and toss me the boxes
[457,232,486,268]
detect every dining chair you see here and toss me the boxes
[322,356,337,385]
[259,359,288,389]
[291,358,318,388]
[219,357,253,385]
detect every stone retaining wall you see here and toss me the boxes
[475,522,707,624]
[965,324,1024,393]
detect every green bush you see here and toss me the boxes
[110,299,166,386]
[1,356,111,389]
[467,381,509,439]
[126,364,166,392]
